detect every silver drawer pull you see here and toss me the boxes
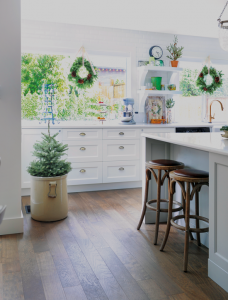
[119,132,124,135]
[80,169,86,173]
[119,146,124,149]
[79,132,86,136]
[119,167,124,171]
[80,147,86,151]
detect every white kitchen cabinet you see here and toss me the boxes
[102,139,140,161]
[62,128,102,141]
[103,128,140,139]
[21,128,62,188]
[103,160,140,183]
[66,140,102,163]
[67,162,102,185]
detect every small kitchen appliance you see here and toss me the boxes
[119,98,136,125]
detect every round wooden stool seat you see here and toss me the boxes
[172,169,209,181]
[147,159,184,170]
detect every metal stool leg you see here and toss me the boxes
[137,169,150,230]
[154,169,161,245]
[184,182,190,272]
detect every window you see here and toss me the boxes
[21,53,128,121]
[175,60,228,123]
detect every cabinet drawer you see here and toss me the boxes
[103,140,139,161]
[103,129,140,139]
[66,140,102,163]
[103,161,140,183]
[67,162,102,185]
[62,129,102,140]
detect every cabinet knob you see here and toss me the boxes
[59,130,61,132]
[80,169,86,173]
[119,167,124,171]
[119,132,124,135]
[80,147,86,151]
[80,133,86,136]
[119,146,124,149]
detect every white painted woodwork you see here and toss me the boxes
[103,128,140,139]
[66,140,102,163]
[103,160,140,183]
[67,162,102,185]
[142,128,175,133]
[102,140,140,161]
[62,128,102,140]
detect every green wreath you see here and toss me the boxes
[68,57,98,90]
[196,65,223,95]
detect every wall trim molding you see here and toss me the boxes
[0,211,23,235]
[208,259,228,293]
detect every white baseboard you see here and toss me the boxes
[208,259,228,293]
[21,181,142,196]
[0,211,23,235]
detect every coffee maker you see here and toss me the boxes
[119,98,136,125]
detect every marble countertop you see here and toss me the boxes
[142,132,228,156]
[21,120,216,129]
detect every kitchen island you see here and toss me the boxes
[141,132,228,292]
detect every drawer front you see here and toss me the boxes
[142,128,175,133]
[103,140,139,161]
[67,162,102,185]
[63,129,102,141]
[103,129,140,139]
[66,140,102,163]
[103,161,140,183]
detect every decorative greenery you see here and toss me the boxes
[166,35,184,61]
[68,57,98,90]
[166,98,175,109]
[196,65,223,95]
[27,130,71,177]
[220,126,228,131]
[21,91,40,120]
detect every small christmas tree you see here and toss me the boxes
[27,124,71,177]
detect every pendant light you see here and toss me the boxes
[218,1,228,51]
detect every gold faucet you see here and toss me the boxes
[209,100,224,123]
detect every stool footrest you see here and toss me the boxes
[171,214,209,233]
[146,199,183,213]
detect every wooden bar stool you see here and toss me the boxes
[137,159,185,245]
[160,169,209,272]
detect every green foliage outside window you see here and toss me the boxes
[180,69,202,97]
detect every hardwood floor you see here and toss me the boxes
[1,189,227,300]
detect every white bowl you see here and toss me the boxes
[120,117,132,122]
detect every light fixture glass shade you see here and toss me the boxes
[218,24,228,51]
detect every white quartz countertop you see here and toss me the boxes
[21,120,215,129]
[142,132,228,156]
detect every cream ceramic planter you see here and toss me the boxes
[30,174,68,222]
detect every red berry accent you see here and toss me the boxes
[71,71,76,77]
[78,79,84,84]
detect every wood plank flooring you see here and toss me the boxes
[1,188,228,300]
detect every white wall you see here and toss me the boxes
[0,1,23,234]
[21,19,228,119]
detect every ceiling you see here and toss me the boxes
[21,0,228,38]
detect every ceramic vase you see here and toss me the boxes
[166,108,173,124]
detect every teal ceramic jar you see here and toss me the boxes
[151,77,162,90]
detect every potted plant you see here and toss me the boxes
[220,125,228,138]
[166,35,184,67]
[27,124,72,222]
[166,98,175,123]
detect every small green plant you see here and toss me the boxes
[166,35,184,61]
[220,126,228,131]
[27,125,71,177]
[166,98,175,109]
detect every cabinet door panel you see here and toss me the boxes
[103,161,139,183]
[103,140,139,161]
[66,140,102,163]
[103,129,140,139]
[63,129,102,140]
[67,162,102,185]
